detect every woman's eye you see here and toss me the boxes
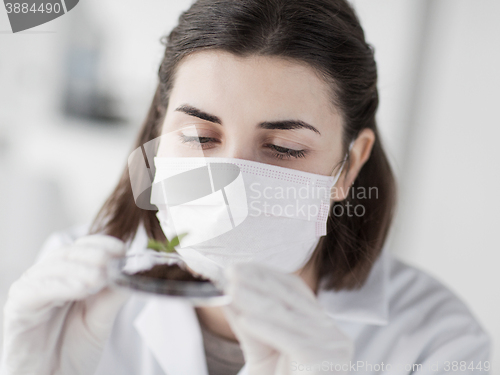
[265,144,307,160]
[178,134,220,149]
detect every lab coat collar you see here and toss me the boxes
[130,224,388,375]
[134,297,211,375]
[316,246,390,326]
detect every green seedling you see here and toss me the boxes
[147,233,187,254]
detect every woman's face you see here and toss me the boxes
[159,50,345,177]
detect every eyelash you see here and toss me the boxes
[179,134,307,160]
[179,134,219,146]
[264,144,307,159]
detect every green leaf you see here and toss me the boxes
[165,232,188,252]
[147,238,166,252]
[147,233,188,254]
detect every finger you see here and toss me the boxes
[229,290,333,343]
[5,277,91,314]
[41,235,126,265]
[23,259,104,288]
[225,263,322,318]
[63,246,117,268]
[228,281,320,323]
[232,311,352,363]
[73,234,126,257]
[81,286,131,338]
[58,287,132,370]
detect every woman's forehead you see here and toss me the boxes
[167,50,342,132]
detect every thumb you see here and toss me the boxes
[58,286,131,374]
[58,287,130,374]
[83,286,131,340]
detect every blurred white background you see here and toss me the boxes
[1,0,499,371]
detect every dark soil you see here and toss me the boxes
[132,264,210,282]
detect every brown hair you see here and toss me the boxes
[90,0,396,290]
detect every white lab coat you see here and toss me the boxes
[33,223,491,375]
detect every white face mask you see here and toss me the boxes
[151,155,348,284]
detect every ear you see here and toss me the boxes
[331,128,375,202]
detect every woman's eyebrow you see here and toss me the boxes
[259,120,321,135]
[174,104,321,135]
[175,104,222,124]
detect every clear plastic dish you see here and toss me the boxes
[107,252,231,306]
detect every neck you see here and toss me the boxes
[195,305,239,342]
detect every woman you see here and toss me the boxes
[1,0,491,374]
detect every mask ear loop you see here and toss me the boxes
[331,139,355,185]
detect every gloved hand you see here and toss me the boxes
[222,263,354,375]
[1,234,130,375]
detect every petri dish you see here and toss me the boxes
[107,252,231,306]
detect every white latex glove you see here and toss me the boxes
[223,263,354,375]
[1,234,130,375]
